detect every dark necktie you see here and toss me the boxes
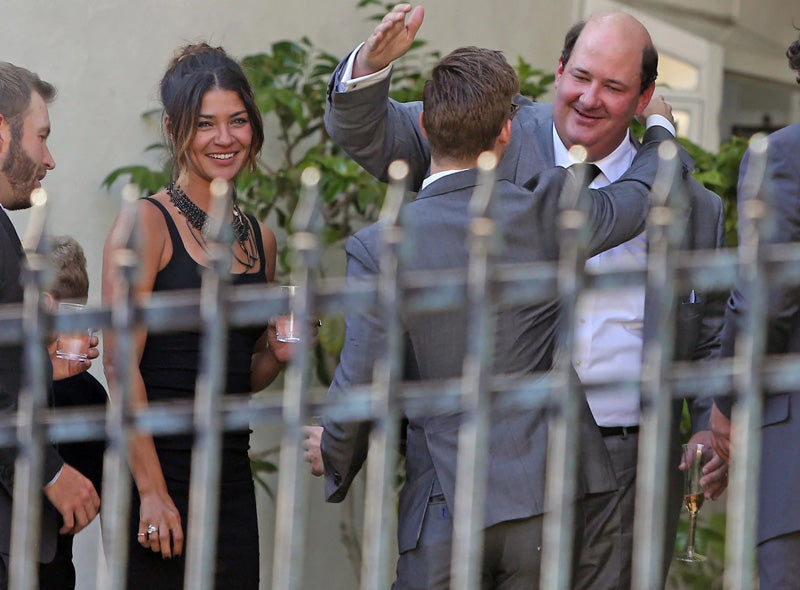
[570,162,602,187]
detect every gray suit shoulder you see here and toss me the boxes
[766,120,800,147]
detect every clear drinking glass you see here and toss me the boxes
[676,442,707,562]
[55,302,91,361]
[275,285,301,343]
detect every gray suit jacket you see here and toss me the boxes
[0,208,60,562]
[718,121,800,545]
[324,55,726,447]
[322,126,674,553]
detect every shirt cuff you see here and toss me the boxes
[645,114,676,137]
[339,42,393,93]
[44,465,63,488]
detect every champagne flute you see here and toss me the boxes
[676,442,707,562]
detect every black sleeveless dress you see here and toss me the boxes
[126,197,266,590]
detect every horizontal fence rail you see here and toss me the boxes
[0,135,786,590]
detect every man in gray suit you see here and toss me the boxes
[0,62,100,589]
[321,5,728,588]
[711,34,800,590]
[307,45,680,588]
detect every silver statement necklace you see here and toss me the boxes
[166,181,258,270]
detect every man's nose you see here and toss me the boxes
[43,144,55,170]
[580,83,602,109]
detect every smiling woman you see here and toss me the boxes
[100,43,294,590]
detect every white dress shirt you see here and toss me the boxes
[553,122,672,427]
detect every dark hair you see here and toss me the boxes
[160,43,264,176]
[47,235,89,301]
[0,62,56,140]
[787,33,800,84]
[422,47,519,161]
[560,20,658,94]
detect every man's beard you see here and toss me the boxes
[1,137,41,210]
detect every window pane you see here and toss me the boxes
[659,54,699,91]
[673,109,692,137]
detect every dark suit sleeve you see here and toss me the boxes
[321,230,385,502]
[0,222,63,494]
[0,221,23,493]
[324,54,430,191]
[716,129,800,417]
[586,126,678,255]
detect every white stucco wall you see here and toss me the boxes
[1,0,573,304]
[0,2,574,588]
[4,0,795,587]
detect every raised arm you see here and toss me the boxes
[324,5,431,190]
[353,3,425,78]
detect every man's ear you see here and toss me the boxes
[0,114,9,157]
[635,83,657,116]
[555,57,565,86]
[418,111,428,139]
[497,119,512,147]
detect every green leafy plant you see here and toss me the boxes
[249,446,280,500]
[678,135,749,247]
[668,511,727,590]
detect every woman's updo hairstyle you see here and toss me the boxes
[160,43,264,176]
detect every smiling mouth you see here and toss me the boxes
[573,108,602,121]
[209,153,236,160]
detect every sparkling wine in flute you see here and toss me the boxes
[683,492,705,516]
[676,443,707,562]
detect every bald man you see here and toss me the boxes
[323,6,728,589]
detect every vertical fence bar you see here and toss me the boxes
[449,152,498,590]
[724,135,770,590]
[9,190,49,590]
[99,185,141,590]
[540,148,594,590]
[272,168,320,590]
[359,160,408,590]
[631,141,683,590]
[184,179,233,590]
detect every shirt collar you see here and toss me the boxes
[421,168,469,191]
[551,125,636,184]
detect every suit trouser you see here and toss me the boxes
[392,491,554,590]
[758,531,800,590]
[0,550,73,590]
[575,431,681,590]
